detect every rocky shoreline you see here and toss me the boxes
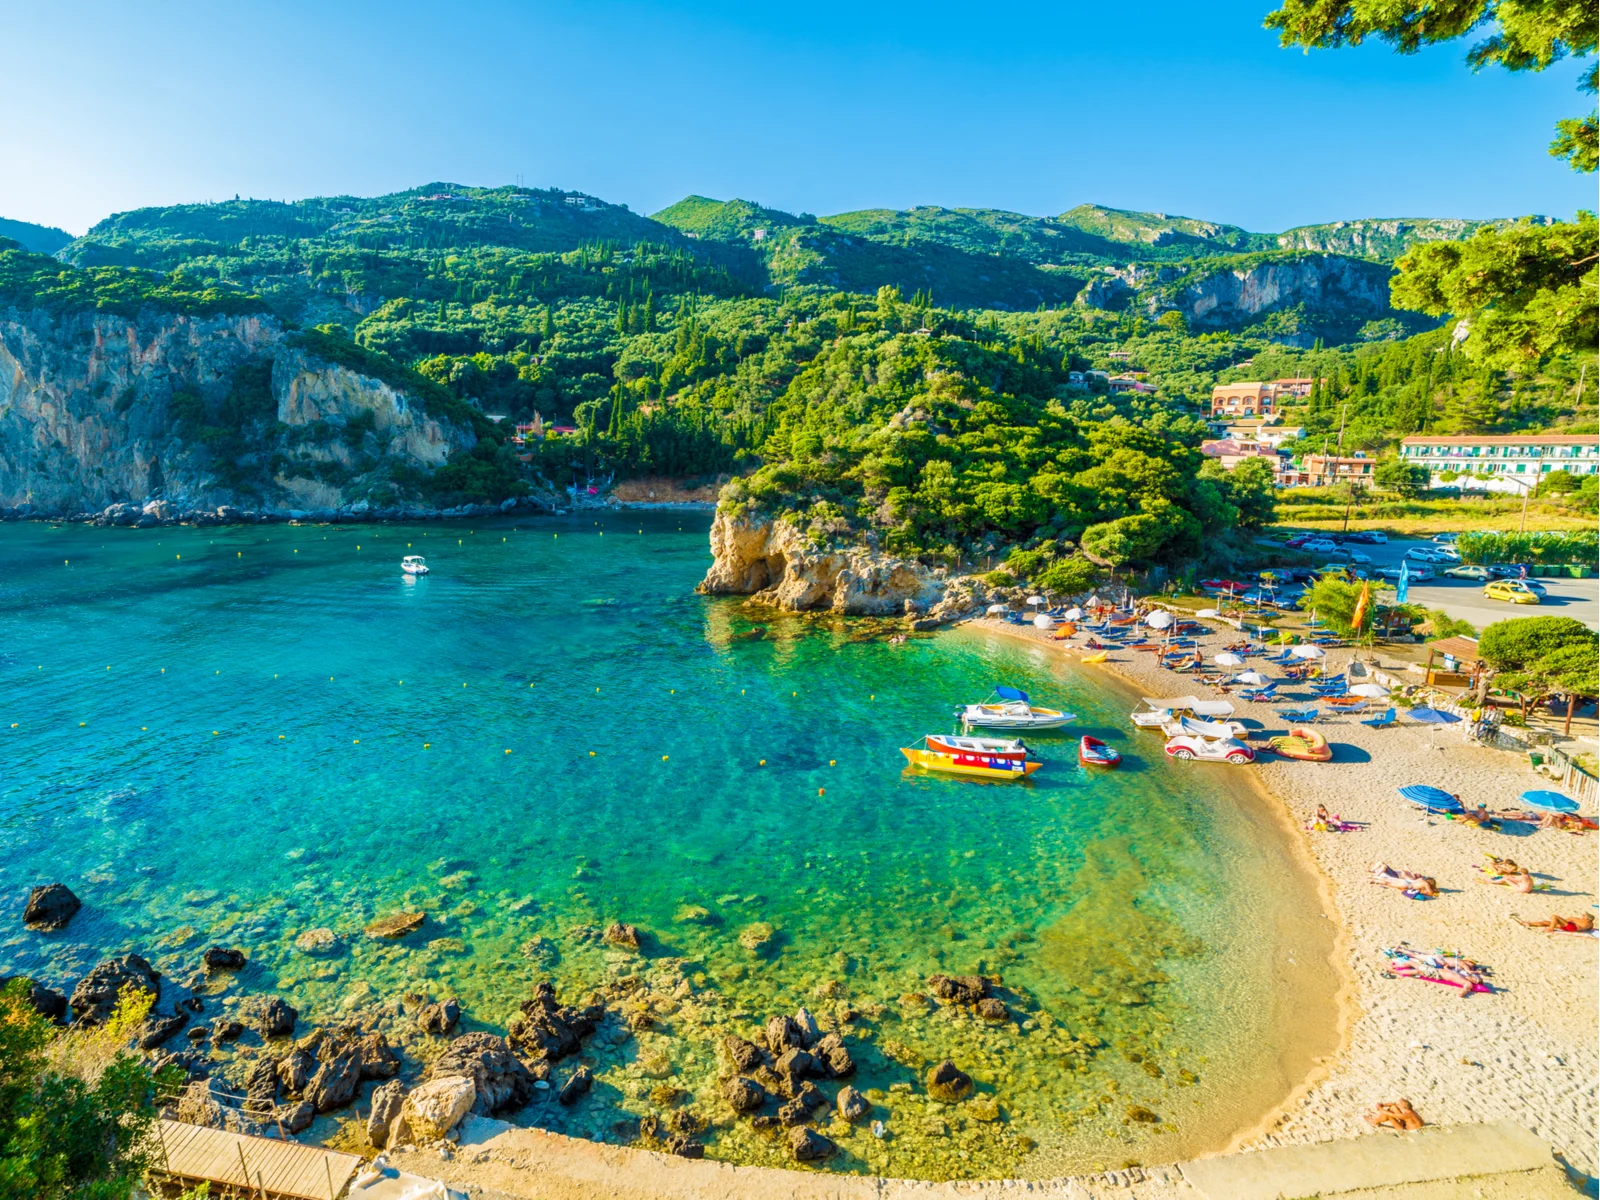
[0,495,559,527]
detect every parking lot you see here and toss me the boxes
[1261,536,1598,632]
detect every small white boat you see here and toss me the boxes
[927,733,1030,759]
[958,687,1076,731]
[1161,715,1250,740]
[1131,696,1236,729]
[401,555,430,576]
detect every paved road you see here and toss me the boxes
[1288,537,1598,631]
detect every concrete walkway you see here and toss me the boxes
[382,1117,1580,1200]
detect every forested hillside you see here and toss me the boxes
[0,217,73,256]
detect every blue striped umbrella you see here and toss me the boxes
[1398,785,1463,813]
[1520,789,1580,815]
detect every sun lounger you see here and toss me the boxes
[1361,707,1397,728]
[1277,705,1319,722]
[1239,685,1278,701]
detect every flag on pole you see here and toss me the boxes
[1351,581,1370,631]
[1396,558,1410,604]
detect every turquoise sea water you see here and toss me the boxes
[0,513,1332,1178]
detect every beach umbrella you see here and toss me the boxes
[1196,608,1218,618]
[1409,705,1462,750]
[1397,784,1463,814]
[1087,594,1101,609]
[1235,670,1269,685]
[1146,610,1173,630]
[1064,607,1083,622]
[1214,652,1245,667]
[1033,613,1054,629]
[1348,683,1390,698]
[1290,644,1326,659]
[1027,595,1044,607]
[986,604,1007,614]
[1520,789,1580,815]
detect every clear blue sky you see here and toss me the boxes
[4,0,1593,235]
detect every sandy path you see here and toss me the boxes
[967,617,1598,1178]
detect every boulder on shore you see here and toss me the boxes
[428,1031,534,1113]
[24,883,81,931]
[722,1075,766,1114]
[788,1125,836,1162]
[394,1075,475,1143]
[203,946,246,971]
[70,955,160,1025]
[253,995,298,1040]
[305,1046,362,1113]
[836,1085,869,1122]
[557,1065,593,1106]
[368,1079,405,1148]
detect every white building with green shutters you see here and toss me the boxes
[1400,434,1599,491]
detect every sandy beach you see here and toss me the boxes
[967,616,1598,1180]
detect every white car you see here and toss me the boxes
[1325,549,1372,564]
[1378,564,1435,581]
[1405,546,1454,564]
[1300,539,1338,554]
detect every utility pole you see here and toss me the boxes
[1519,478,1530,533]
[1335,402,1348,454]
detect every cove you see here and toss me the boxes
[0,511,1337,1180]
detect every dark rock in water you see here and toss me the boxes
[428,1031,533,1113]
[253,996,298,1040]
[181,996,205,1013]
[722,1075,766,1114]
[810,1032,854,1078]
[662,1133,704,1159]
[557,1065,593,1106]
[147,1047,210,1081]
[204,947,246,971]
[354,1031,401,1080]
[976,997,1010,1023]
[776,1099,809,1127]
[368,1079,404,1148]
[276,1047,315,1097]
[602,922,641,950]
[724,1035,765,1074]
[185,1026,208,1042]
[791,1008,821,1048]
[364,911,426,939]
[138,1007,189,1050]
[244,1056,279,1114]
[24,883,81,931]
[71,955,160,1025]
[212,1019,244,1043]
[276,1100,315,1134]
[507,981,600,1063]
[668,1108,706,1136]
[773,1047,819,1095]
[638,1113,660,1141]
[927,1059,974,1102]
[419,997,461,1036]
[788,1126,835,1162]
[750,1115,781,1138]
[764,1014,802,1055]
[928,974,989,1005]
[1,977,67,1023]
[305,1046,362,1112]
[794,1081,826,1111]
[836,1085,869,1123]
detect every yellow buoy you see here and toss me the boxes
[106,665,110,670]
[176,554,181,559]
[424,742,431,748]
[279,734,285,739]
[662,754,669,761]
[237,551,241,557]
[589,751,595,756]
[142,726,147,731]
[80,722,87,727]
[505,749,512,754]
[64,560,69,565]
[829,760,836,766]
[759,759,766,766]
[353,739,360,744]
[212,730,219,735]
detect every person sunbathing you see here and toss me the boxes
[1487,855,1520,875]
[1513,912,1595,935]
[1366,1099,1424,1131]
[1370,863,1438,897]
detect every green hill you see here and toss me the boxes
[0,217,73,257]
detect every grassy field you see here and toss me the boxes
[1273,492,1595,535]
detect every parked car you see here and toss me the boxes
[1405,546,1455,564]
[1164,734,1256,764]
[1300,539,1339,554]
[1377,564,1435,581]
[1484,579,1541,605]
[1443,564,1491,582]
[1344,530,1388,544]
[1488,563,1533,579]
[1432,532,1459,544]
[1325,548,1373,564]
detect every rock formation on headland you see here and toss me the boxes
[697,510,987,619]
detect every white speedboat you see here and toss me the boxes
[958,687,1076,731]
[401,555,430,576]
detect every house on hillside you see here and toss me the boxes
[1210,378,1322,417]
[1299,453,1375,487]
[1200,438,1285,473]
[1400,434,1599,491]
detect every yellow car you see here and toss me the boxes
[1484,579,1541,605]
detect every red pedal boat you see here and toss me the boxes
[1078,736,1121,768]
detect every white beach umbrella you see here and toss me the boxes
[1033,613,1054,629]
[1027,595,1044,606]
[1196,608,1218,619]
[1213,652,1245,667]
[1235,671,1269,685]
[1290,644,1326,659]
[987,603,1008,614]
[1087,594,1101,608]
[1349,682,1391,698]
[1146,610,1173,630]
[1064,607,1083,622]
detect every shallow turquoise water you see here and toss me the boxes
[0,513,1328,1177]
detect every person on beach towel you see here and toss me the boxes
[1370,863,1438,898]
[1513,912,1595,935]
[1366,1099,1424,1131]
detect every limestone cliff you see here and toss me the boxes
[0,305,481,516]
[1170,254,1392,328]
[698,510,980,618]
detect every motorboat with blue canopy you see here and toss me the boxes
[958,686,1077,731]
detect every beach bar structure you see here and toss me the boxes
[1423,634,1482,689]
[149,1119,362,1200]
